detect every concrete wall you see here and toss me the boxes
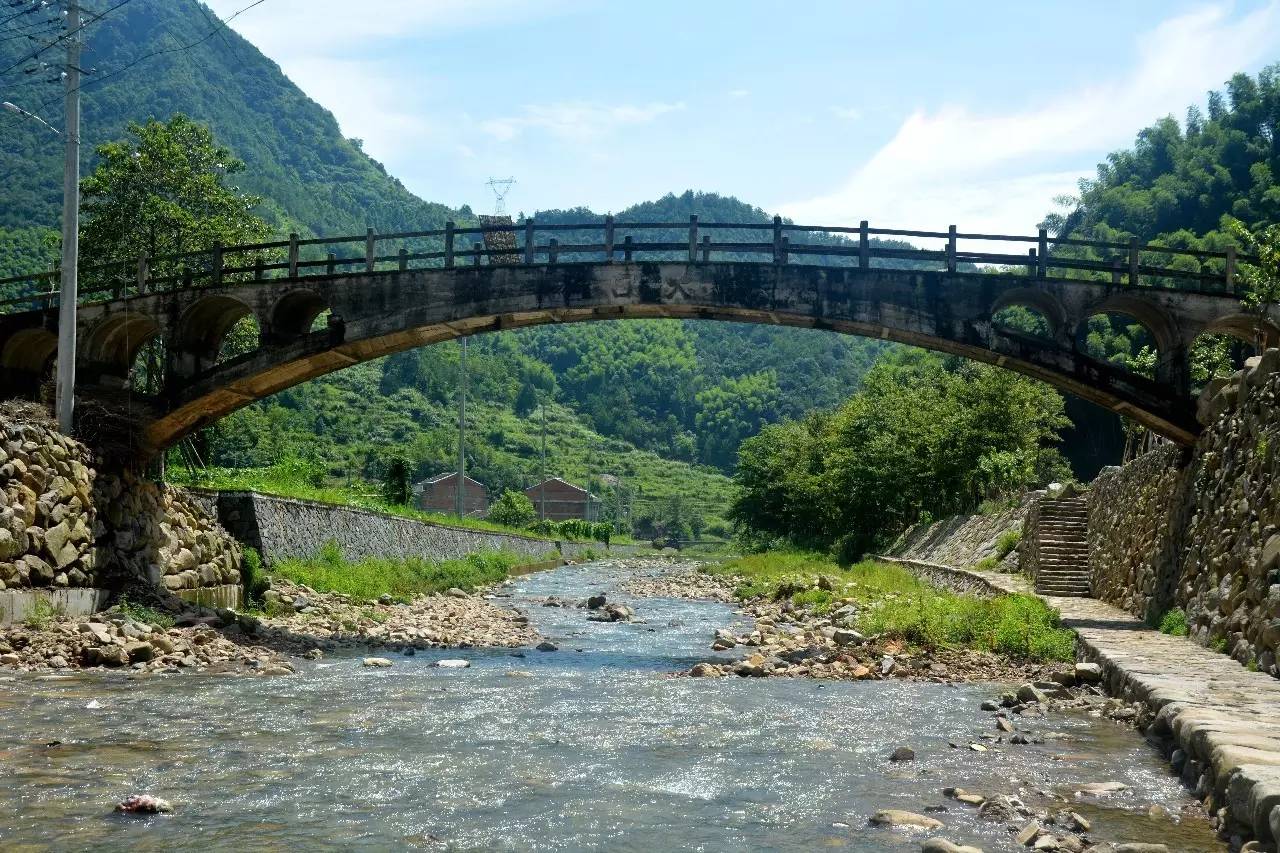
[188,489,597,565]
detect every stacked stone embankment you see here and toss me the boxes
[1086,348,1280,676]
[0,406,244,621]
[888,494,1028,571]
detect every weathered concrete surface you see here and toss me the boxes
[888,495,1028,572]
[0,587,110,626]
[174,583,242,610]
[6,262,1272,454]
[897,558,1280,847]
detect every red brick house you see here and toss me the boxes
[415,472,489,517]
[524,477,597,521]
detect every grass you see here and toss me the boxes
[113,596,176,629]
[707,551,1076,662]
[23,598,64,630]
[266,541,530,602]
[1158,608,1189,637]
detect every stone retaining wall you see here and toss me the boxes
[888,495,1028,572]
[189,489,597,565]
[876,556,1013,597]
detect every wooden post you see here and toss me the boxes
[211,244,223,287]
[1225,245,1237,292]
[473,243,482,267]
[859,220,869,270]
[326,252,336,275]
[773,215,783,264]
[136,253,149,292]
[253,258,264,281]
[445,221,455,268]
[1111,258,1122,286]
[780,236,789,266]
[701,235,711,263]
[365,228,376,273]
[946,225,957,273]
[398,248,408,272]
[623,235,633,262]
[549,238,559,264]
[688,214,698,263]
[524,218,535,264]
[1037,228,1048,279]
[288,233,299,278]
[1128,237,1140,287]
[604,215,615,263]
[1027,249,1037,277]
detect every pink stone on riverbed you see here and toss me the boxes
[114,794,174,815]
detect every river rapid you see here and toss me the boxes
[0,560,1218,851]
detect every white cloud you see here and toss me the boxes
[480,101,687,144]
[830,106,861,121]
[729,89,750,99]
[781,3,1280,237]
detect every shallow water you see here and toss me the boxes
[0,561,1219,851]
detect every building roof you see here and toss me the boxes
[416,471,487,488]
[524,477,596,499]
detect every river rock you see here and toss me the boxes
[889,746,916,762]
[436,659,470,668]
[362,657,394,667]
[586,594,606,609]
[921,840,982,853]
[1016,683,1047,704]
[1073,781,1128,796]
[1015,820,1041,845]
[976,795,1018,821]
[114,794,174,815]
[1073,662,1102,683]
[1112,846,1168,853]
[688,662,719,677]
[123,641,155,663]
[535,641,558,652]
[869,809,943,830]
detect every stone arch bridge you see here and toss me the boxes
[0,218,1274,455]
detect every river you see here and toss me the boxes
[0,560,1218,851]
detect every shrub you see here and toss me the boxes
[526,519,557,537]
[23,597,63,630]
[1158,608,1189,637]
[240,546,269,604]
[592,522,612,547]
[791,588,834,612]
[974,556,999,571]
[488,489,536,527]
[115,596,175,629]
[1211,637,1229,653]
[993,529,1021,560]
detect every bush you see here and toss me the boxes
[114,596,175,629]
[23,597,63,630]
[240,546,269,604]
[993,529,1021,560]
[488,489,536,527]
[1158,608,1189,637]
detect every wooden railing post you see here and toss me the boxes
[859,220,869,270]
[623,235,633,262]
[1111,258,1122,286]
[473,243,482,266]
[288,233,299,278]
[946,225,957,273]
[701,235,711,263]
[1027,249,1037,277]
[1225,245,1237,292]
[1037,228,1049,279]
[326,252,336,275]
[1128,237,1140,287]
[604,215,615,263]
[780,236,789,266]
[211,243,224,287]
[365,228,376,273]
[398,248,408,272]
[524,218,535,264]
[136,253,149,292]
[688,215,699,263]
[445,221,455,268]
[549,238,559,264]
[253,258,264,281]
[773,215,783,264]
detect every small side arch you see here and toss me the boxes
[990,287,1067,339]
[175,295,258,360]
[81,312,161,379]
[1201,312,1280,349]
[269,289,329,342]
[2,328,58,373]
[1079,294,1178,355]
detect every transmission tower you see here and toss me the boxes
[486,176,516,215]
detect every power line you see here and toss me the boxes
[0,2,56,29]
[0,0,133,79]
[36,0,267,107]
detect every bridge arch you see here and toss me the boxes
[81,312,161,382]
[1077,294,1179,357]
[2,328,57,374]
[1200,312,1280,347]
[990,287,1067,340]
[175,295,259,363]
[269,289,329,343]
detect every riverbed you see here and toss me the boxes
[0,560,1218,851]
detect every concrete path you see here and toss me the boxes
[886,557,1280,846]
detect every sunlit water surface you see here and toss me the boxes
[0,561,1217,851]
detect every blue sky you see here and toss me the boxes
[205,0,1280,235]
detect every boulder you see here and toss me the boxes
[889,746,916,762]
[921,841,983,853]
[362,657,394,668]
[868,809,943,830]
[115,794,174,815]
[1073,662,1102,683]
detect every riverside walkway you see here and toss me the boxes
[884,556,1280,846]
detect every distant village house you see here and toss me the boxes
[415,472,489,517]
[524,477,599,521]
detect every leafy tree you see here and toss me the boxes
[1226,219,1280,347]
[488,489,536,527]
[515,381,540,417]
[380,453,411,506]
[80,115,273,284]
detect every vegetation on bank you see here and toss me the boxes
[266,542,538,602]
[707,553,1075,662]
[730,350,1070,559]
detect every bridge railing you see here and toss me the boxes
[0,217,1256,313]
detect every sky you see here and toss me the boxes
[203,0,1280,235]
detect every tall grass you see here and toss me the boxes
[708,552,1075,662]
[269,541,528,601]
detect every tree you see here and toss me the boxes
[515,381,540,417]
[488,489,536,527]
[80,115,273,287]
[380,453,411,506]
[1226,219,1280,348]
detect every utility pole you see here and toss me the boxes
[454,337,467,517]
[56,0,82,434]
[539,400,547,521]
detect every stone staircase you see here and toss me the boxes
[1032,496,1091,597]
